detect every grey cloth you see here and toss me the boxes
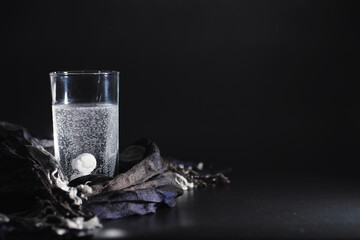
[0,122,91,238]
[0,122,183,238]
[0,121,230,238]
[71,139,184,220]
[89,141,167,196]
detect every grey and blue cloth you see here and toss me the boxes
[0,122,230,238]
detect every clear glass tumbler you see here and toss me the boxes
[50,70,119,180]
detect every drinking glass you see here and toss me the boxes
[50,70,119,180]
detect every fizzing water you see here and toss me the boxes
[52,103,118,180]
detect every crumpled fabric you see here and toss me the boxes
[0,122,95,238]
[69,138,184,219]
[0,121,230,238]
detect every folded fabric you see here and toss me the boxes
[0,121,230,238]
[69,138,184,220]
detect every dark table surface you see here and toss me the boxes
[92,175,360,239]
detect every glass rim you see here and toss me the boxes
[49,70,119,76]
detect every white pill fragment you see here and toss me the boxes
[197,162,204,171]
[72,153,97,174]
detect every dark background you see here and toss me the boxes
[0,0,357,177]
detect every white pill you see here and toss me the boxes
[71,153,97,174]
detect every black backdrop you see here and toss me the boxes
[1,1,357,176]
